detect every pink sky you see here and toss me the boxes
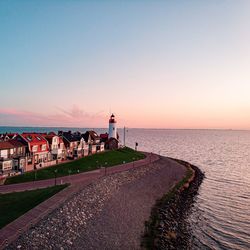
[1,1,250,129]
[0,106,249,130]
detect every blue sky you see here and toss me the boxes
[1,1,250,129]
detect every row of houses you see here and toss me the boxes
[0,130,118,177]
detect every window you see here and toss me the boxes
[3,161,12,171]
[0,150,8,158]
[32,146,38,152]
[41,144,47,151]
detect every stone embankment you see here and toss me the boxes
[6,156,186,250]
[143,159,205,250]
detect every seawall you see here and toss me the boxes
[143,158,205,249]
[5,155,203,250]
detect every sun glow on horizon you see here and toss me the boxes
[1,1,250,129]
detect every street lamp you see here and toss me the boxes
[68,169,72,182]
[34,167,37,182]
[54,169,58,186]
[104,162,107,175]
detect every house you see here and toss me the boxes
[106,138,119,150]
[82,131,101,144]
[100,132,119,150]
[0,135,29,174]
[83,131,104,154]
[44,132,66,161]
[77,137,89,157]
[21,133,50,169]
[0,141,15,176]
[8,139,28,172]
[59,131,81,159]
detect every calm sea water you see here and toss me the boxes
[125,129,250,250]
[1,127,249,249]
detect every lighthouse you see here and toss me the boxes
[108,114,117,139]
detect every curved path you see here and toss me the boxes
[3,156,187,250]
[0,153,158,248]
[0,152,158,194]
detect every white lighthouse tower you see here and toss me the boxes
[108,114,117,139]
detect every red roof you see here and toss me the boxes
[0,141,15,150]
[21,133,49,152]
[22,133,47,142]
[100,133,108,139]
[8,139,26,148]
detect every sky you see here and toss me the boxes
[1,0,250,129]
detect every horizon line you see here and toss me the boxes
[0,125,249,132]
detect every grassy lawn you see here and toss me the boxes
[5,147,145,185]
[0,184,68,229]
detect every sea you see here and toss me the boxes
[1,126,249,250]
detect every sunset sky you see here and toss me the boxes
[1,1,250,129]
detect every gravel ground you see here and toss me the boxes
[7,157,186,250]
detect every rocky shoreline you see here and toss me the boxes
[142,158,205,250]
[6,156,186,250]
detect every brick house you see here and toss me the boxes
[21,133,50,170]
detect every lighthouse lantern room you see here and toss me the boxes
[108,114,117,139]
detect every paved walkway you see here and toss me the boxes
[0,152,159,249]
[0,152,158,194]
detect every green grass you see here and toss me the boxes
[0,184,68,229]
[5,147,145,185]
